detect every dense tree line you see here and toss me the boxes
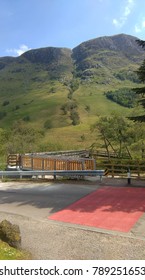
[114,70,139,83]
[105,88,136,108]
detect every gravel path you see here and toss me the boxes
[1,211,145,260]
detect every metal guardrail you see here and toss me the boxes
[0,170,105,181]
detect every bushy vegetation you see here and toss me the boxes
[114,70,139,83]
[91,114,145,159]
[0,220,21,249]
[0,121,44,155]
[61,101,77,114]
[70,110,80,125]
[0,220,31,260]
[105,88,136,108]
[44,119,53,129]
[2,100,9,106]
[0,112,7,120]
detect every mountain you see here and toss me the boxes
[72,34,144,82]
[0,33,144,141]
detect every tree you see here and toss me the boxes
[0,128,10,155]
[70,110,80,126]
[91,114,134,159]
[6,121,44,154]
[131,39,145,121]
[129,122,145,159]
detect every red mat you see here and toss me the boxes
[49,187,145,232]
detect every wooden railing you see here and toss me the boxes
[90,150,132,159]
[7,154,20,167]
[7,152,145,179]
[21,155,96,171]
[97,161,145,179]
[7,154,96,171]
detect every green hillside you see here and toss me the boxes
[0,33,144,151]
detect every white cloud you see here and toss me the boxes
[135,25,141,33]
[135,19,145,33]
[6,44,31,56]
[113,18,122,27]
[112,19,121,28]
[112,0,135,28]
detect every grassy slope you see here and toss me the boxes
[0,37,143,151]
[40,81,137,151]
[0,72,138,150]
[0,240,31,260]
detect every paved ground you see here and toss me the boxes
[0,180,99,219]
[49,186,145,232]
[0,177,145,259]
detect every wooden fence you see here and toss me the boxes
[97,161,145,179]
[7,154,96,171]
[7,154,20,167]
[89,150,132,159]
[7,152,145,179]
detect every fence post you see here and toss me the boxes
[81,160,85,180]
[19,154,22,170]
[54,160,56,179]
[42,158,45,179]
[127,168,131,185]
[31,157,33,170]
[137,161,140,179]
[112,164,114,178]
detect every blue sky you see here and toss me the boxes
[1,0,145,57]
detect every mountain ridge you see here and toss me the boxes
[1,33,144,60]
[0,33,144,133]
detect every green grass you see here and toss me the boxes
[37,79,141,151]
[0,240,31,260]
[0,81,69,128]
[0,39,143,151]
[0,77,139,151]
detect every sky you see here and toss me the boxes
[0,0,145,57]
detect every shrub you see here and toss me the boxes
[44,120,53,129]
[85,105,90,112]
[23,115,30,122]
[80,134,85,141]
[2,101,9,106]
[13,105,20,111]
[0,112,7,120]
[0,220,21,249]
[70,110,80,125]
[49,87,56,93]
